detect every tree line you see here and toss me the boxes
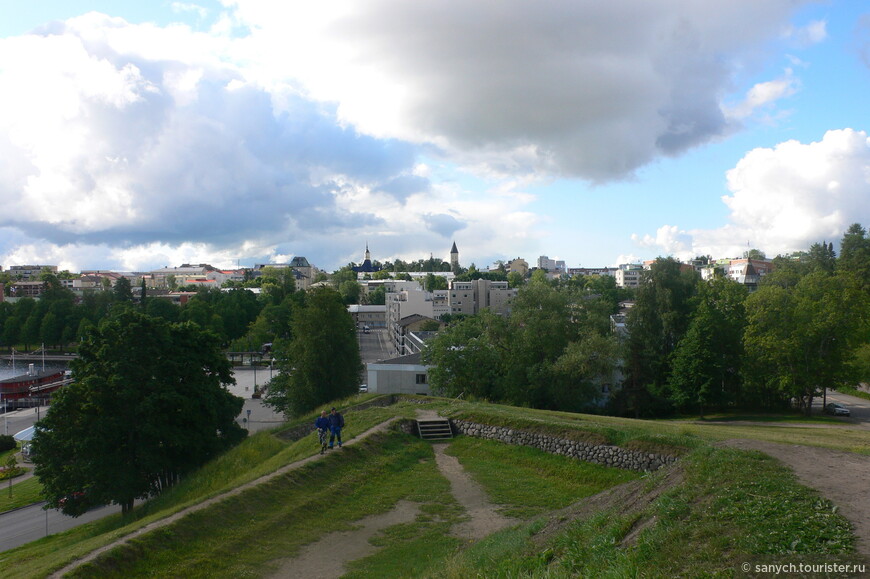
[425,224,870,417]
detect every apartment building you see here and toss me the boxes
[614,264,643,289]
[567,267,617,277]
[7,265,57,280]
[537,256,566,273]
[448,279,517,316]
[507,258,529,276]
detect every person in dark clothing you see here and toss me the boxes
[314,410,330,454]
[328,407,344,449]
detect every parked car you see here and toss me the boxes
[824,402,851,417]
[359,384,368,393]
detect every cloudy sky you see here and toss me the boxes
[1,1,869,273]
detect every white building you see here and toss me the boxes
[614,264,643,289]
[366,353,431,395]
[448,279,517,316]
[537,256,566,273]
[386,287,448,355]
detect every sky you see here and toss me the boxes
[1,1,869,273]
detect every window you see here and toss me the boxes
[415,374,428,384]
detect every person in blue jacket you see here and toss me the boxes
[328,407,345,449]
[314,410,330,454]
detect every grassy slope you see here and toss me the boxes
[1,395,866,577]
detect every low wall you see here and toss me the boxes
[451,419,678,472]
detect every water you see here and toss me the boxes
[0,360,70,381]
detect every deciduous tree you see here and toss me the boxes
[32,311,245,516]
[265,287,361,416]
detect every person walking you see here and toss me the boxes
[314,410,330,454]
[328,407,344,449]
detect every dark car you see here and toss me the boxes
[824,402,851,417]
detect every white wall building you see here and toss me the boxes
[448,279,517,316]
[615,264,643,289]
[366,353,431,395]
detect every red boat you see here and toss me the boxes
[0,366,67,401]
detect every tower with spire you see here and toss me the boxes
[450,241,459,273]
[352,242,381,274]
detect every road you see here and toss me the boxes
[1,403,46,438]
[357,327,393,366]
[0,502,121,553]
[813,388,870,426]
[0,368,286,554]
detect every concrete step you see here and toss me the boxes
[416,418,453,440]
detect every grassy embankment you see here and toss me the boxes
[0,394,866,577]
[837,385,870,402]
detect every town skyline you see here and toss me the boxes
[1,2,869,273]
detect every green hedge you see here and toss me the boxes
[0,434,16,452]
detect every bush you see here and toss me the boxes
[0,435,16,452]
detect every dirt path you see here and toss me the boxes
[723,439,870,556]
[269,501,421,579]
[266,411,517,578]
[50,418,399,578]
[431,443,517,540]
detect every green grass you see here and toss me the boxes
[433,445,855,578]
[446,436,639,518]
[0,476,43,512]
[69,431,461,578]
[836,385,870,402]
[1,394,867,578]
[678,411,845,424]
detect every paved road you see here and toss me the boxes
[0,368,286,555]
[0,502,121,553]
[357,327,393,365]
[1,404,46,438]
[813,388,870,426]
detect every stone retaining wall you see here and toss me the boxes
[451,419,677,472]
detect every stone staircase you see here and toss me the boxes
[416,418,453,441]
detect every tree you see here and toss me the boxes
[622,258,698,416]
[838,223,870,285]
[507,271,525,288]
[668,278,747,416]
[32,311,245,515]
[743,271,867,414]
[424,310,507,400]
[146,298,180,322]
[265,287,361,416]
[113,277,133,302]
[339,280,362,305]
[547,331,619,412]
[366,286,386,306]
[743,248,766,260]
[423,273,448,292]
[806,241,836,274]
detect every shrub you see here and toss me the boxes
[0,435,16,452]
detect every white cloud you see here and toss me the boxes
[0,14,433,271]
[633,225,693,257]
[639,129,870,260]
[785,19,827,46]
[226,0,815,181]
[725,69,799,120]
